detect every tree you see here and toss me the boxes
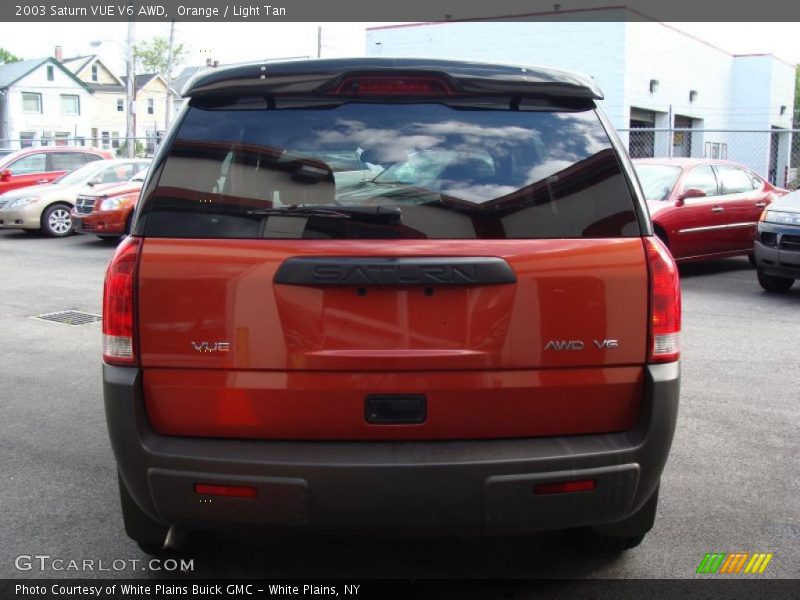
[0,48,22,64]
[134,36,186,77]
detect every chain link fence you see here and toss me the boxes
[619,128,799,189]
[4,129,799,190]
[0,136,163,159]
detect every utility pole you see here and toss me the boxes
[125,15,135,158]
[165,20,175,132]
[317,26,322,58]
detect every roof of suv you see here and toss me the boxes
[183,57,604,100]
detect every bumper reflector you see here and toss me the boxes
[533,479,596,495]
[194,483,258,498]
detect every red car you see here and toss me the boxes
[633,158,787,262]
[104,59,680,555]
[0,147,112,196]
[73,167,148,240]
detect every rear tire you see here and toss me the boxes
[747,253,756,268]
[41,203,73,237]
[585,483,660,554]
[757,268,794,293]
[118,472,168,552]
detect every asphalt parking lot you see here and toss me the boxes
[1,229,798,581]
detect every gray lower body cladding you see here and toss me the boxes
[104,362,679,536]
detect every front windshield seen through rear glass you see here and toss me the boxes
[142,101,640,240]
[634,164,683,201]
[53,161,108,185]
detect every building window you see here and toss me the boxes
[704,142,728,160]
[91,64,99,82]
[111,132,120,149]
[54,132,70,146]
[60,94,80,116]
[147,98,154,114]
[19,132,35,148]
[101,131,110,150]
[628,108,657,159]
[117,98,124,112]
[40,131,52,146]
[75,137,85,147]
[673,115,694,158]
[22,92,42,113]
[46,65,54,81]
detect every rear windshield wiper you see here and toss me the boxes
[247,204,402,224]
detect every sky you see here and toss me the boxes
[0,21,798,76]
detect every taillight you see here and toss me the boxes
[102,236,142,366]
[645,236,681,363]
[332,76,453,96]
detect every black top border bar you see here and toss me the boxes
[3,1,800,22]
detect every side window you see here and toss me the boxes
[681,165,718,196]
[716,166,753,195]
[50,152,87,172]
[9,153,47,175]
[748,172,763,190]
[83,153,104,163]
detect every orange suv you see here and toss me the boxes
[103,59,681,554]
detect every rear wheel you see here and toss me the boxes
[757,268,794,293]
[117,472,168,553]
[41,204,73,237]
[584,483,660,554]
[747,253,756,268]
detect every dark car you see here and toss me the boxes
[103,58,680,555]
[753,190,800,292]
[633,158,787,262]
[0,147,112,196]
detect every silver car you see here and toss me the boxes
[0,159,150,237]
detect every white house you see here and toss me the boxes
[62,51,179,155]
[367,9,796,185]
[62,53,127,151]
[0,57,95,149]
[122,73,178,153]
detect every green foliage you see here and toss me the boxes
[0,48,22,64]
[117,140,146,158]
[134,37,186,77]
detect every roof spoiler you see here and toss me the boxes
[182,57,603,101]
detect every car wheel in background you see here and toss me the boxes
[583,483,660,553]
[42,204,74,237]
[757,268,794,293]
[747,253,756,268]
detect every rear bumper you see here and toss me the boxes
[104,362,679,536]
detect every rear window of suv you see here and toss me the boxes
[139,101,640,240]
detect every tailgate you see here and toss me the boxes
[137,237,648,440]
